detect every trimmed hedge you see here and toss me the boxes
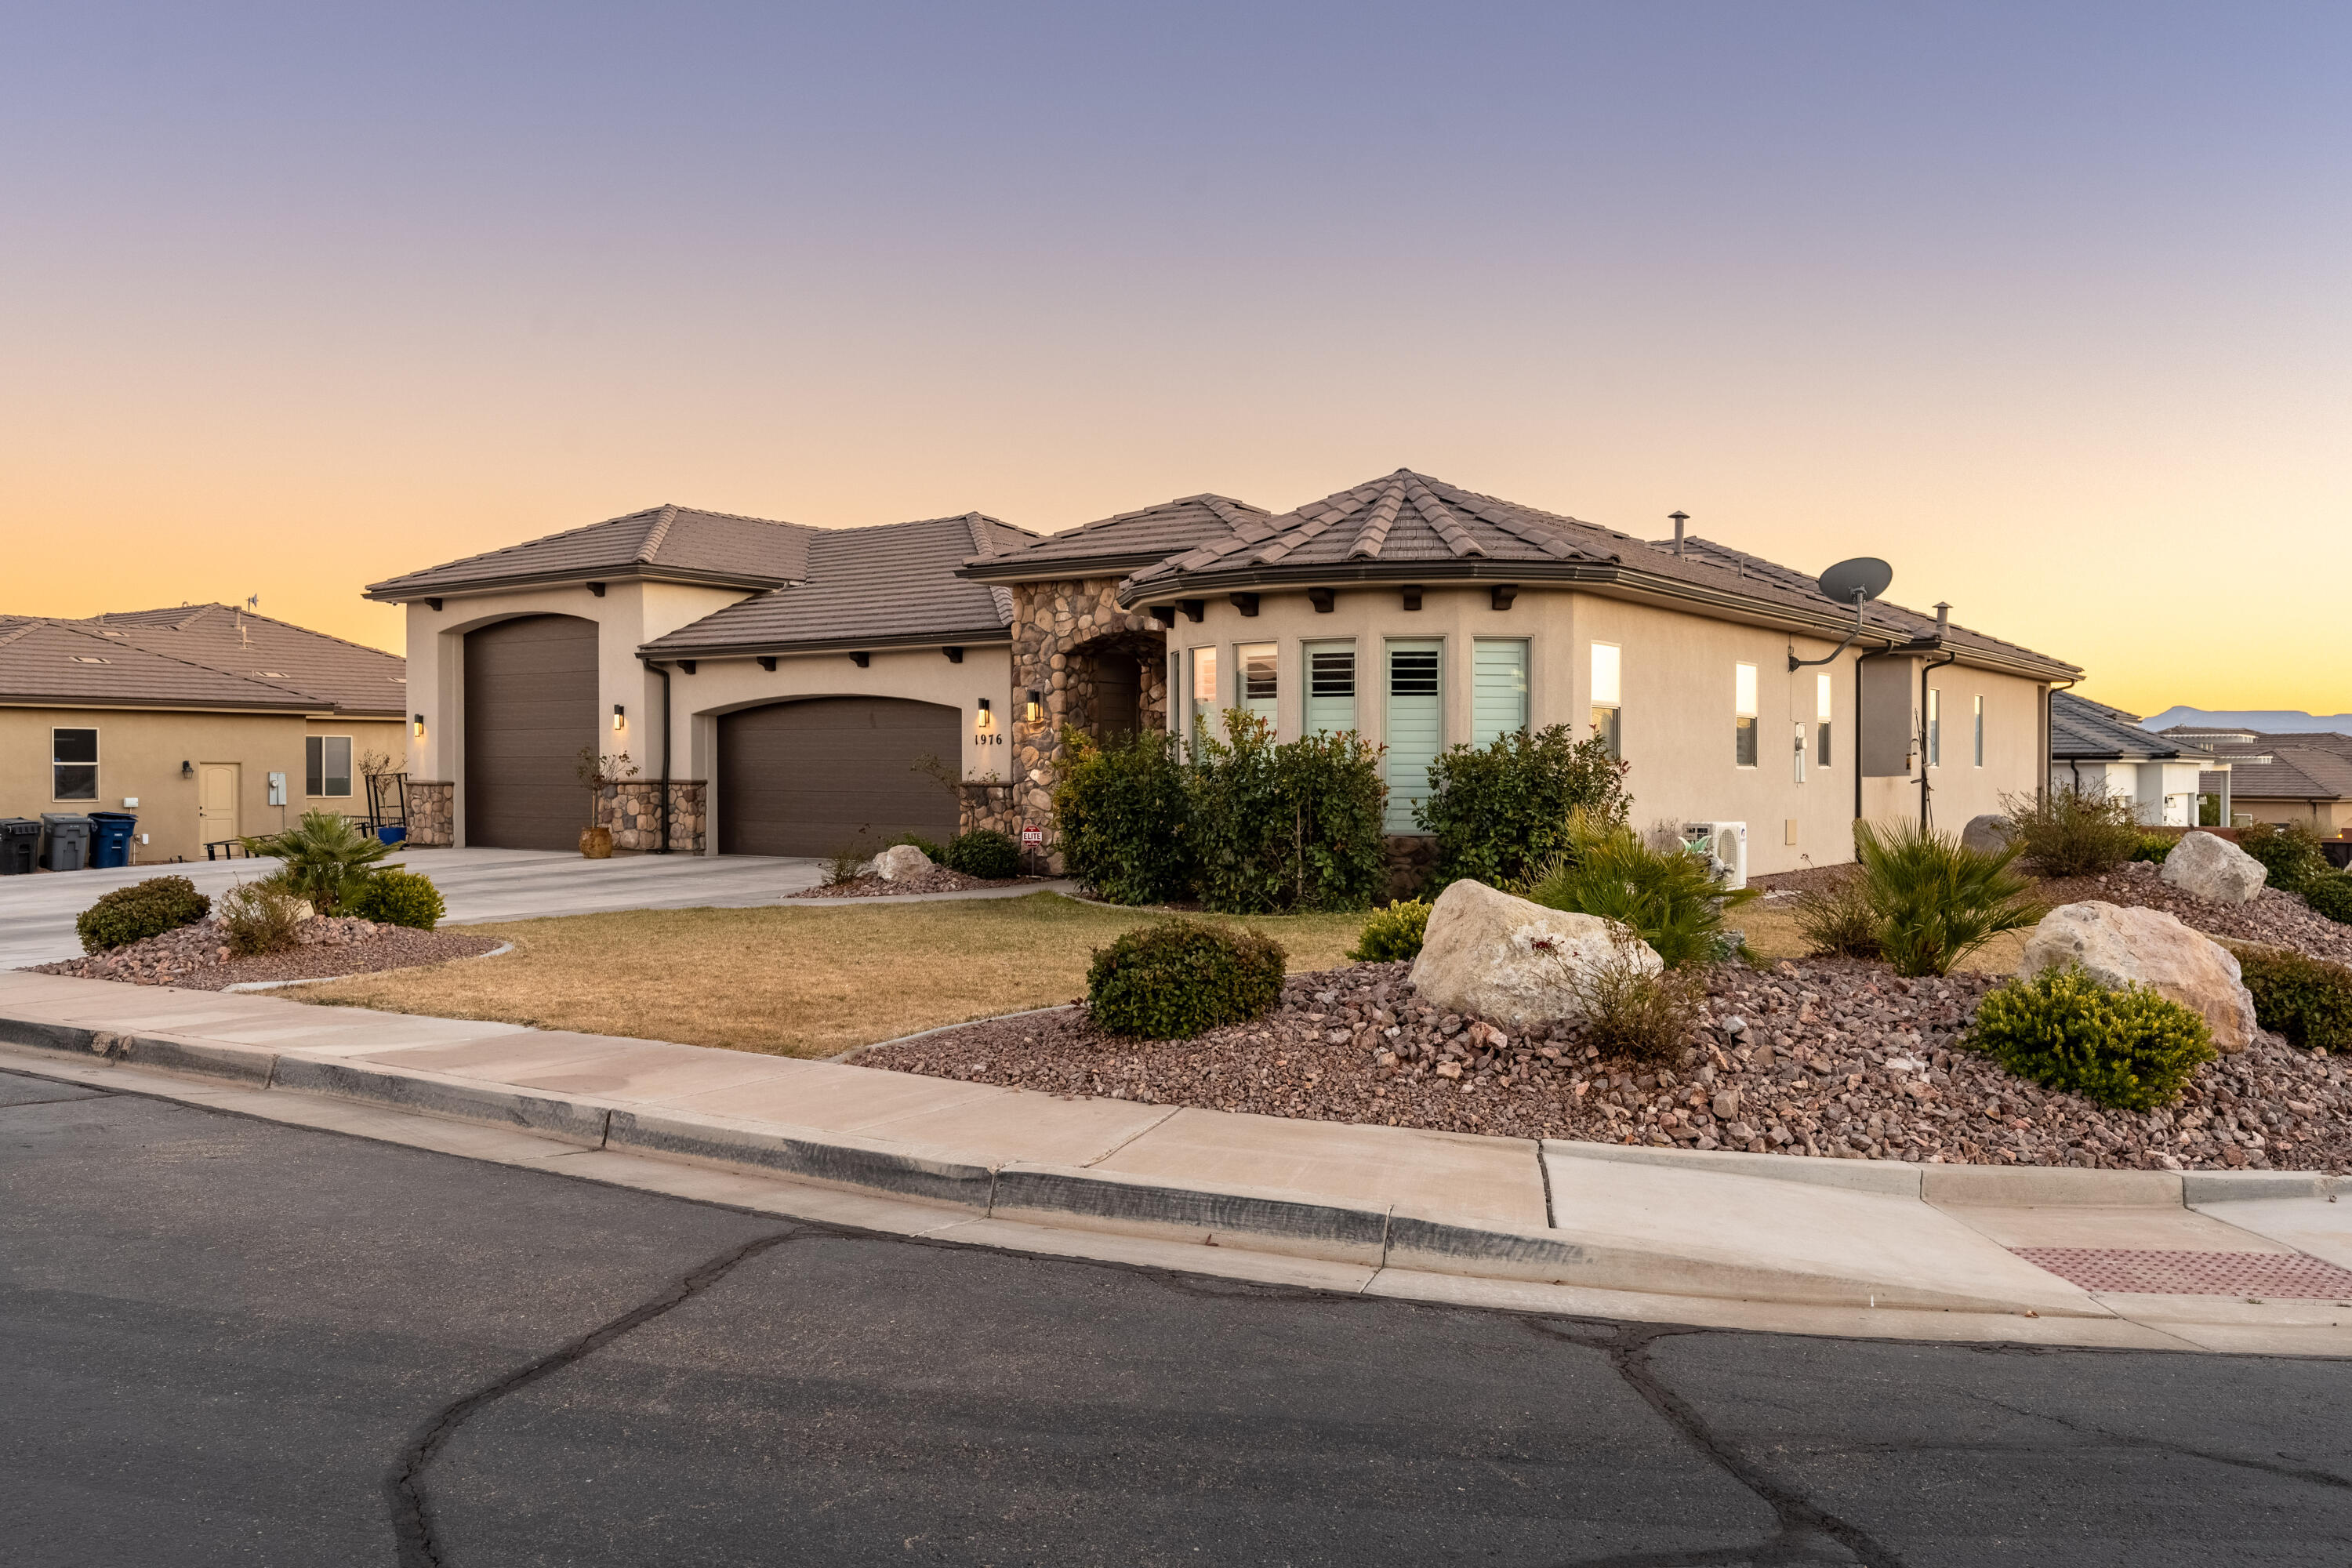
[1053,729,1195,906]
[76,876,210,954]
[2231,944,2352,1051]
[1188,717,1386,914]
[1416,724,1628,890]
[1348,899,1430,963]
[1968,965,2216,1110]
[942,829,1022,880]
[2296,871,2352,925]
[347,867,445,930]
[1086,920,1286,1039]
[2234,821,2333,895]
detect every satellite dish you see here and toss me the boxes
[1817,557,1892,606]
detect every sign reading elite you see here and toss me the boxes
[1020,824,1044,848]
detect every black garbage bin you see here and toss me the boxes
[88,811,138,869]
[38,813,93,871]
[0,818,38,875]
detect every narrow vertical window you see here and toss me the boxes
[1384,640,1443,833]
[1239,643,1277,727]
[1815,672,1834,767]
[1472,639,1528,745]
[1305,642,1356,735]
[1973,695,1985,768]
[1188,646,1218,753]
[1589,642,1621,760]
[1927,688,1942,768]
[53,728,98,800]
[1733,662,1759,767]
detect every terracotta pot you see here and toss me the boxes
[579,826,614,859]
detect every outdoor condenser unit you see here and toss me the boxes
[1682,821,1748,891]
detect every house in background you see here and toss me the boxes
[371,470,2079,877]
[2047,691,2220,826]
[2160,725,2352,834]
[0,604,407,864]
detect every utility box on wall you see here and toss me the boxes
[267,772,288,806]
[1860,657,1920,778]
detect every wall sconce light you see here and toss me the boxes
[412,714,426,739]
[613,703,626,730]
[1023,690,1044,724]
[180,760,194,778]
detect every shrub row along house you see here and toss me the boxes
[368,470,2080,875]
[0,604,408,863]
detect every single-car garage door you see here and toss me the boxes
[719,697,960,858]
[464,614,598,851]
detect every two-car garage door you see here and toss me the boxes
[718,697,960,858]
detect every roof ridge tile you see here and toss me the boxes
[634,503,681,564]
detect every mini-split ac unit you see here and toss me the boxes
[1682,820,1748,891]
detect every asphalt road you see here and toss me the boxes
[5,1067,2351,1567]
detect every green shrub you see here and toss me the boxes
[1189,715,1386,914]
[2129,832,2176,863]
[2000,789,2141,877]
[1086,920,1287,1039]
[1556,933,1704,1062]
[2234,821,2332,894]
[1968,965,2216,1109]
[75,876,211,953]
[1417,724,1629,889]
[2227,943,2352,1050]
[941,829,1022,880]
[347,867,445,930]
[1522,812,1758,969]
[1854,819,2043,978]
[1791,873,1882,960]
[217,881,304,958]
[241,810,393,915]
[884,831,949,862]
[2298,871,2352,925]
[1053,728,1194,906]
[1348,899,1430,963]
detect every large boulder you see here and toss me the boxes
[2160,830,2267,906]
[869,844,933,882]
[1407,879,1661,1029]
[2017,900,2259,1054]
[1960,815,2013,857]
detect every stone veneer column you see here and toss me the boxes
[1008,577,1168,868]
[597,779,708,853]
[405,781,454,846]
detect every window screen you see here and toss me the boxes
[53,728,97,800]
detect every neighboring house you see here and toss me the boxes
[2159,726,2352,834]
[2048,692,2220,826]
[368,471,2080,876]
[0,604,408,864]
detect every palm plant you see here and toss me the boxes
[241,809,394,916]
[1523,811,1759,968]
[1853,819,2043,977]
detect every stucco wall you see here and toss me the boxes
[2234,797,2352,833]
[0,706,310,865]
[1160,584,2048,876]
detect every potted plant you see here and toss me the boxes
[574,746,640,858]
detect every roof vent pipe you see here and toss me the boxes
[1669,510,1689,557]
[1934,601,1950,639]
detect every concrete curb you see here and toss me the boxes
[604,1108,996,1210]
[269,1056,612,1146]
[991,1163,1390,1267]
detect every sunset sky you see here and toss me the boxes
[9,4,2346,716]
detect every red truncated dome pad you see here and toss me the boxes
[2013,1247,2352,1298]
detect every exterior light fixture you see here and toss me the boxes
[180,760,194,778]
[613,703,626,730]
[1023,690,1044,724]
[412,713,426,739]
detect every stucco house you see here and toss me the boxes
[0,604,408,863]
[368,470,2079,877]
[2161,726,2352,834]
[2047,692,2221,826]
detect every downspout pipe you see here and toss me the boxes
[2042,677,2078,811]
[1919,648,1958,829]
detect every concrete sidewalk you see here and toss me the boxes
[5,967,2348,1352]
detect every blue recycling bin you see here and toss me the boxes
[88,811,138,869]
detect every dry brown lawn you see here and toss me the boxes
[1737,895,2028,974]
[296,892,1365,1058]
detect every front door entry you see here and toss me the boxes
[198,764,239,849]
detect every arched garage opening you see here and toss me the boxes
[718,696,961,858]
[463,614,599,851]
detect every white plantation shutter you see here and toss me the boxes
[1384,640,1443,833]
[1472,640,1528,745]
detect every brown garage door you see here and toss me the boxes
[464,614,598,851]
[719,697,960,858]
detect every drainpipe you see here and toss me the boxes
[2042,677,2077,809]
[644,659,673,855]
[1919,647,1958,830]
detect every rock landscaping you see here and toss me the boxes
[792,866,1028,899]
[2018,901,2260,1053]
[28,916,502,991]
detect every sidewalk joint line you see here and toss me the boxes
[1085,1104,1181,1167]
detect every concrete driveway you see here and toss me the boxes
[0,847,825,967]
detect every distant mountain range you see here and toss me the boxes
[2141,706,2352,735]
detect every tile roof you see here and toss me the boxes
[1119,468,2077,677]
[0,617,322,711]
[2161,729,2352,802]
[86,603,407,717]
[641,514,1036,657]
[367,504,812,599]
[2049,691,2198,760]
[964,493,1273,579]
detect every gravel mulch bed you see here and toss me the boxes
[789,869,1030,899]
[865,953,2352,1173]
[2034,859,2352,964]
[27,916,504,992]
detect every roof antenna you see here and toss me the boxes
[1669,510,1688,557]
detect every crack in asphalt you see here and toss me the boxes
[385,1226,801,1567]
[1965,1390,2352,1492]
[1531,1319,1904,1568]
